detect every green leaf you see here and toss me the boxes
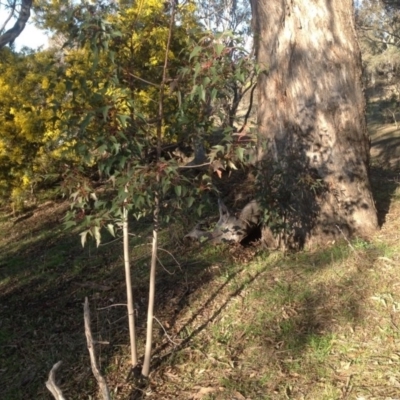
[236,146,245,162]
[198,85,205,102]
[211,88,218,102]
[109,51,115,63]
[101,106,111,121]
[162,178,170,195]
[117,114,129,127]
[118,155,127,168]
[81,113,94,131]
[112,142,121,154]
[203,76,211,86]
[193,63,201,79]
[197,204,204,216]
[174,185,182,197]
[94,200,105,208]
[189,46,202,61]
[186,196,195,207]
[190,84,198,101]
[96,144,108,154]
[64,220,77,229]
[215,43,224,56]
[213,144,225,154]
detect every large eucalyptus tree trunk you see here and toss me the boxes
[251,0,378,247]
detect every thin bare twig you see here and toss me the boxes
[128,72,160,88]
[335,225,358,254]
[153,316,180,346]
[156,256,174,275]
[178,162,211,169]
[157,247,182,270]
[96,340,110,345]
[97,303,127,310]
[46,361,66,400]
[238,82,257,133]
[98,236,122,246]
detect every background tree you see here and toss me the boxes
[357,1,400,87]
[357,0,400,129]
[0,47,68,208]
[251,0,378,248]
[55,2,199,368]
[196,0,251,36]
[0,0,32,48]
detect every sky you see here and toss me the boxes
[0,6,48,51]
[14,20,49,51]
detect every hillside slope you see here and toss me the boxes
[1,122,400,399]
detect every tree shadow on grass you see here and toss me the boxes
[125,241,384,399]
[370,165,400,226]
[0,207,232,399]
[0,162,398,399]
[367,99,400,225]
[372,136,400,171]
[125,158,400,398]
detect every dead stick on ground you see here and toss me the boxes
[46,361,66,400]
[84,297,111,400]
[335,225,359,256]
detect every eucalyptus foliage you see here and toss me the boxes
[52,1,255,245]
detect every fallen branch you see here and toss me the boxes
[46,361,66,400]
[84,297,111,400]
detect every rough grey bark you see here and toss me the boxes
[0,0,32,49]
[251,0,378,247]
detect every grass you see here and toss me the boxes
[1,124,400,399]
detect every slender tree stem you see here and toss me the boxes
[142,0,176,377]
[123,187,138,366]
[142,190,159,376]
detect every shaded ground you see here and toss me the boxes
[369,123,400,170]
[0,200,242,399]
[1,118,400,399]
[368,98,400,170]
